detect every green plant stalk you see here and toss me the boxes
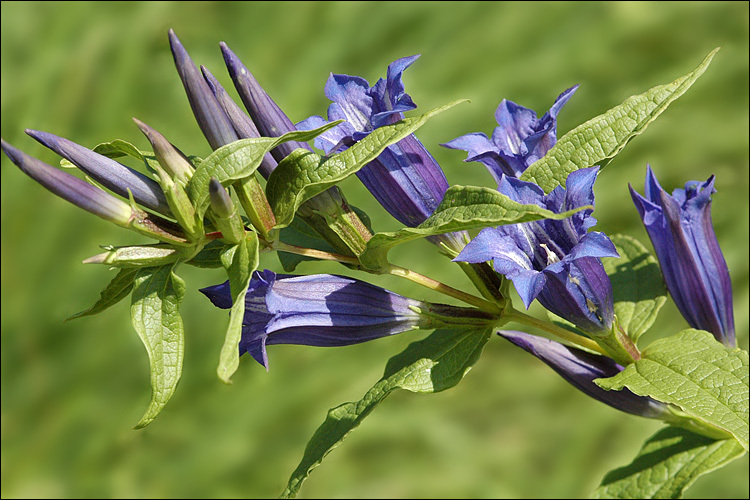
[505,309,609,356]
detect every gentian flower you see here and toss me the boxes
[498,330,669,418]
[201,269,496,370]
[296,56,456,231]
[630,166,735,347]
[442,85,578,183]
[200,270,428,370]
[454,167,619,335]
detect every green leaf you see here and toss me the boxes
[591,426,746,499]
[90,139,162,176]
[188,122,341,219]
[521,48,719,192]
[185,239,231,269]
[603,234,668,343]
[266,100,466,229]
[130,264,186,429]
[281,326,493,498]
[217,232,260,383]
[67,268,138,320]
[596,329,749,450]
[358,184,590,270]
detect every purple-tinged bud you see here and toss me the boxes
[201,65,278,179]
[25,129,172,217]
[498,330,670,419]
[2,138,132,226]
[220,42,310,162]
[630,165,735,347]
[168,29,238,150]
[132,118,194,184]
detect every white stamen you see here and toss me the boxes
[586,298,598,313]
[540,243,560,266]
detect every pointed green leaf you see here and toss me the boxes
[91,139,162,176]
[591,426,745,499]
[61,138,201,173]
[266,100,467,229]
[358,184,590,270]
[217,232,260,383]
[521,48,719,192]
[188,122,341,219]
[596,329,749,450]
[130,264,186,429]
[67,268,138,320]
[603,234,668,343]
[281,327,493,498]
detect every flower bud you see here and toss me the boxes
[25,129,172,217]
[83,244,181,267]
[132,118,194,184]
[208,178,245,244]
[2,138,133,226]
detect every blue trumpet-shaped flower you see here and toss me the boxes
[455,167,619,335]
[630,166,735,347]
[200,270,427,370]
[498,330,669,418]
[297,56,456,231]
[442,85,578,183]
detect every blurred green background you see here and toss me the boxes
[1,1,747,498]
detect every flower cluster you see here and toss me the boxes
[0,30,737,431]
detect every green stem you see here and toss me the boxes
[271,241,361,266]
[384,264,502,315]
[505,309,608,356]
[270,243,502,315]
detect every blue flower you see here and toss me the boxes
[499,330,669,418]
[630,166,735,347]
[442,85,578,183]
[297,56,459,236]
[455,167,619,335]
[200,270,427,370]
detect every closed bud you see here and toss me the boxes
[25,129,173,217]
[208,178,245,244]
[2,138,133,226]
[132,118,194,184]
[83,244,181,268]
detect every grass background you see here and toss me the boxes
[1,1,748,498]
